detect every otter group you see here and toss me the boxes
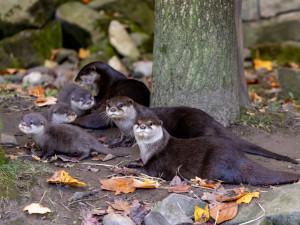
[19,61,300,185]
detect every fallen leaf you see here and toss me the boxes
[35,96,57,107]
[108,196,131,214]
[270,82,279,87]
[209,202,238,224]
[254,59,272,71]
[92,155,105,161]
[102,154,115,161]
[23,203,51,215]
[86,166,100,172]
[78,48,90,59]
[29,86,45,97]
[249,92,264,103]
[114,167,138,176]
[44,59,58,69]
[236,192,260,204]
[0,68,26,75]
[194,205,209,223]
[32,154,57,163]
[170,175,186,186]
[259,108,266,113]
[54,163,74,168]
[100,178,136,195]
[168,185,190,193]
[98,136,109,143]
[82,0,91,4]
[47,170,86,186]
[92,209,106,216]
[5,154,18,160]
[130,200,151,225]
[57,155,79,163]
[216,188,248,202]
[80,208,101,225]
[132,178,159,189]
[190,177,221,189]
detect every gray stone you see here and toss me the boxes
[224,184,300,225]
[0,22,62,71]
[108,56,128,76]
[22,71,54,85]
[103,213,135,225]
[3,73,25,83]
[1,133,18,146]
[109,20,140,59]
[243,13,300,48]
[260,0,300,18]
[242,0,260,21]
[56,2,106,48]
[278,67,300,99]
[54,48,78,64]
[0,76,5,84]
[144,193,207,225]
[0,0,67,37]
[132,61,153,77]
[243,48,251,60]
[88,0,117,9]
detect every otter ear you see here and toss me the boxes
[158,120,163,126]
[92,66,96,71]
[127,99,133,105]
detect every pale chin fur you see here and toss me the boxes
[19,124,45,135]
[52,114,76,125]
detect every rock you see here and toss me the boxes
[224,184,300,225]
[243,13,300,48]
[0,76,5,84]
[108,56,128,76]
[0,0,68,37]
[132,61,153,77]
[1,133,19,146]
[56,2,107,49]
[243,48,251,60]
[3,73,25,83]
[260,0,300,18]
[109,20,140,59]
[88,0,154,33]
[144,193,207,225]
[103,213,135,225]
[242,0,260,21]
[0,22,62,71]
[22,71,54,85]
[278,67,300,99]
[54,48,78,64]
[130,32,153,53]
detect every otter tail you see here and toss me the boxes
[235,138,298,164]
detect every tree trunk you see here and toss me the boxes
[152,0,250,126]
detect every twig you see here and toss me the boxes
[85,202,96,208]
[177,202,185,215]
[215,210,219,225]
[68,195,109,206]
[60,203,71,212]
[39,191,47,204]
[81,162,115,168]
[238,201,265,225]
[48,197,57,208]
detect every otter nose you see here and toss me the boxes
[140,125,146,130]
[70,112,77,117]
[110,107,116,112]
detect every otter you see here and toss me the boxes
[42,103,77,125]
[131,117,300,185]
[72,61,150,129]
[105,96,298,164]
[19,113,128,160]
[58,83,95,117]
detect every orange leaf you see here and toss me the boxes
[209,202,238,224]
[270,82,279,87]
[200,179,221,189]
[29,86,45,97]
[254,59,272,71]
[216,188,248,202]
[82,0,91,4]
[99,178,136,195]
[35,96,57,107]
[108,196,131,213]
[46,170,86,186]
[236,192,259,204]
[78,48,90,59]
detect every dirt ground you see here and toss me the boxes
[1,95,300,225]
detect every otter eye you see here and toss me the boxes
[80,98,84,102]
[118,104,123,108]
[30,122,33,125]
[148,121,153,126]
[64,111,68,114]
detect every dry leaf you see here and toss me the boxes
[78,48,90,59]
[130,200,150,225]
[254,59,272,71]
[32,154,57,163]
[23,203,51,215]
[216,188,248,202]
[98,136,109,143]
[270,82,279,87]
[82,0,91,4]
[114,167,138,176]
[86,166,100,172]
[100,178,136,195]
[209,202,238,224]
[168,185,190,193]
[92,155,105,161]
[236,192,260,204]
[103,154,116,161]
[0,68,26,75]
[92,209,106,216]
[29,86,45,97]
[194,205,209,223]
[132,178,159,188]
[190,177,221,189]
[249,92,264,103]
[35,96,57,107]
[109,196,131,214]
[170,175,186,186]
[259,109,266,113]
[5,154,18,160]
[47,170,86,186]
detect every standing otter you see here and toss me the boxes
[105,96,298,164]
[72,62,150,129]
[58,83,95,117]
[42,103,77,125]
[132,117,300,185]
[19,113,127,160]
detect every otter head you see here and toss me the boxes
[49,103,77,124]
[19,113,47,135]
[106,96,135,120]
[75,63,100,93]
[70,88,95,111]
[133,118,163,141]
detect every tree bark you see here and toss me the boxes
[152,0,250,126]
